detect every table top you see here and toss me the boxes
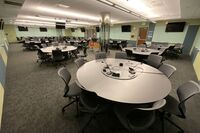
[76,58,171,104]
[41,45,77,53]
[25,41,41,44]
[123,47,160,55]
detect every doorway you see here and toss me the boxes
[182,25,199,55]
[137,27,148,45]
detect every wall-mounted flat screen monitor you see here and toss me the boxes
[122,25,131,32]
[96,27,100,32]
[80,28,85,32]
[56,22,65,29]
[71,28,75,32]
[40,27,47,32]
[165,22,186,32]
[18,26,28,31]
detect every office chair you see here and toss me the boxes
[114,99,166,132]
[112,40,118,48]
[161,80,200,133]
[159,63,176,78]
[121,40,127,48]
[77,46,88,57]
[125,49,134,60]
[146,54,163,68]
[37,49,51,64]
[41,43,47,48]
[115,52,127,59]
[74,58,85,68]
[95,52,107,60]
[52,49,65,66]
[58,67,82,114]
[79,90,111,133]
[158,48,167,55]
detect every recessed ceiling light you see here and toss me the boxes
[57,4,70,8]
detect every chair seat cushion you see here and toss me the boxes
[163,95,182,116]
[67,82,82,96]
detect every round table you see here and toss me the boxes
[76,58,171,104]
[123,47,160,56]
[41,45,77,53]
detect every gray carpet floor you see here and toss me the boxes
[1,43,200,133]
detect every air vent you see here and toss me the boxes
[4,0,23,6]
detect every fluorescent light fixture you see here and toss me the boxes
[15,19,55,25]
[57,4,70,8]
[114,5,130,13]
[17,15,65,23]
[70,21,96,25]
[37,6,100,22]
[14,22,55,27]
[97,0,114,6]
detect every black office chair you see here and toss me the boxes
[52,49,65,67]
[37,49,51,64]
[161,80,200,133]
[114,99,166,132]
[79,90,111,133]
[125,49,134,60]
[113,40,118,48]
[121,40,127,48]
[165,45,176,57]
[58,67,82,114]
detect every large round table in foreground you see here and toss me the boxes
[76,58,171,104]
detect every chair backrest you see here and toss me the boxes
[177,80,200,118]
[138,99,166,111]
[34,45,40,50]
[52,49,63,60]
[125,49,133,57]
[159,63,176,78]
[95,52,107,59]
[58,67,71,92]
[115,52,127,59]
[113,40,117,44]
[147,54,163,68]
[37,49,45,59]
[41,44,47,48]
[168,45,175,50]
[158,47,168,56]
[74,58,85,68]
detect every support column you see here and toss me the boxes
[100,12,110,52]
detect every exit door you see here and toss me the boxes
[137,27,148,45]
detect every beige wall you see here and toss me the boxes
[4,24,17,43]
